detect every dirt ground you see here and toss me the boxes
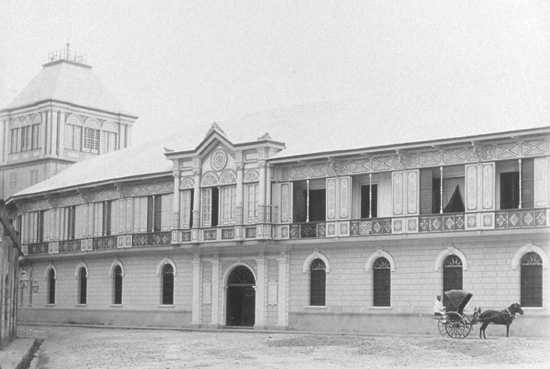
[17,325,550,369]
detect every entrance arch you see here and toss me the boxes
[226,265,256,326]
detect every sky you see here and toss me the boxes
[0,0,549,147]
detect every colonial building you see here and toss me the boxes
[0,47,137,200]
[0,201,22,347]
[6,123,550,335]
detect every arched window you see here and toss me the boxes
[78,267,87,305]
[443,255,463,307]
[161,264,174,305]
[373,257,391,307]
[47,268,56,304]
[113,265,123,305]
[310,258,326,306]
[521,252,543,307]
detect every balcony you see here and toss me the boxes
[26,231,172,256]
[22,208,549,256]
[271,208,549,240]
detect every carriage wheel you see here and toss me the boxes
[445,320,472,339]
[437,319,447,336]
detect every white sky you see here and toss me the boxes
[1,0,549,146]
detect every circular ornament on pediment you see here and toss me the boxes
[211,149,228,171]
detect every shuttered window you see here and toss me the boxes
[310,259,326,306]
[161,264,175,305]
[443,255,463,307]
[47,268,56,304]
[146,195,162,232]
[113,265,123,305]
[373,257,391,306]
[78,267,87,305]
[521,252,542,307]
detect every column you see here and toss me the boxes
[306,179,310,222]
[235,163,244,238]
[257,160,266,222]
[191,253,201,325]
[211,255,220,325]
[369,173,373,218]
[518,158,522,209]
[255,256,265,327]
[439,166,443,214]
[277,252,288,327]
[192,167,201,241]
[173,170,180,228]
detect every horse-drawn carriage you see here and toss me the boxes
[435,289,479,339]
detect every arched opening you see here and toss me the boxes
[47,268,56,304]
[226,265,255,326]
[113,265,123,305]
[373,257,391,307]
[521,252,543,307]
[161,264,175,305]
[78,267,87,305]
[310,258,326,306]
[443,255,463,307]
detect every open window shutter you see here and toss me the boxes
[111,199,120,235]
[326,178,337,221]
[465,163,495,211]
[74,205,85,239]
[94,203,103,236]
[21,213,28,244]
[125,198,133,233]
[134,197,147,233]
[338,176,352,219]
[201,188,212,227]
[161,194,173,231]
[179,190,192,229]
[280,182,292,223]
[419,168,433,214]
[271,183,281,224]
[43,210,51,241]
[521,158,534,209]
[392,170,419,216]
[534,157,550,208]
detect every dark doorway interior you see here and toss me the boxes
[226,266,255,326]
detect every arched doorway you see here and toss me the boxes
[442,254,463,307]
[226,265,255,326]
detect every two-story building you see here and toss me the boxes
[6,123,550,335]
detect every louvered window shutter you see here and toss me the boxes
[161,194,173,231]
[201,188,212,227]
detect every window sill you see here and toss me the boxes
[75,304,87,308]
[110,304,123,308]
[304,305,328,309]
[522,307,545,310]
[45,304,56,307]
[158,304,176,308]
[370,306,392,310]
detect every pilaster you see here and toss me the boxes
[211,255,220,326]
[255,255,266,328]
[277,252,289,327]
[191,253,201,325]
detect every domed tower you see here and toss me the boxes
[0,45,137,199]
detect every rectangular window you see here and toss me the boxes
[211,187,219,226]
[500,172,520,209]
[179,189,194,229]
[102,201,112,236]
[83,127,100,153]
[31,124,40,149]
[37,210,44,243]
[146,195,162,232]
[292,181,307,222]
[65,206,76,240]
[244,183,258,223]
[360,185,378,218]
[72,125,82,151]
[219,185,236,225]
[10,128,18,153]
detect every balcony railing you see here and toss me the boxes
[25,231,172,256]
[22,208,549,256]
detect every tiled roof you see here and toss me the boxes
[2,60,131,115]
[8,101,549,199]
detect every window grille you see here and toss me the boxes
[161,264,174,305]
[113,265,123,305]
[78,267,87,304]
[310,258,326,306]
[443,255,463,307]
[47,268,56,304]
[373,257,391,306]
[521,252,543,307]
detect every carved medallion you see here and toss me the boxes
[211,149,228,171]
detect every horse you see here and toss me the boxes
[478,302,524,339]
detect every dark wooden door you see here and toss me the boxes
[226,286,255,326]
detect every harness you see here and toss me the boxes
[504,308,516,321]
